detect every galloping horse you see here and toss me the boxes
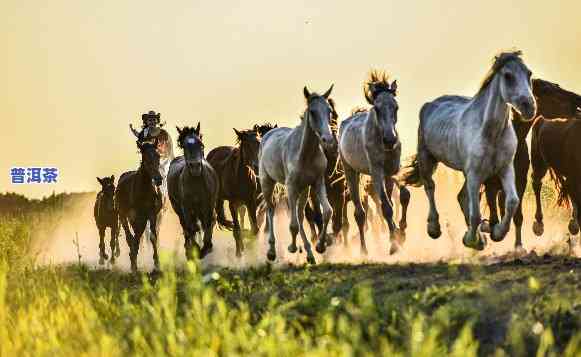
[115,140,163,272]
[168,124,218,260]
[403,51,536,250]
[339,71,404,255]
[206,128,261,257]
[94,175,120,265]
[259,85,337,264]
[531,116,581,244]
[482,79,581,251]
[303,99,350,246]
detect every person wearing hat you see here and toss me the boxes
[129,110,175,242]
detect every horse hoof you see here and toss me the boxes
[306,255,317,265]
[361,246,368,256]
[399,221,407,231]
[267,249,276,262]
[389,242,401,255]
[532,221,544,236]
[316,242,326,254]
[568,220,580,235]
[490,225,506,242]
[427,222,441,239]
[480,220,491,234]
[288,244,298,254]
[463,232,485,251]
[514,245,527,257]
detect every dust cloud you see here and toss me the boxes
[33,168,579,271]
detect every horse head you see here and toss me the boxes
[365,70,399,150]
[177,123,205,177]
[303,84,338,152]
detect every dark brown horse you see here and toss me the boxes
[168,123,218,260]
[115,140,163,272]
[531,117,581,241]
[206,128,261,257]
[480,78,581,251]
[94,175,120,265]
[363,177,410,237]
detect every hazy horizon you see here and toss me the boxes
[2,0,581,198]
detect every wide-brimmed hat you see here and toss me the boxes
[142,110,161,122]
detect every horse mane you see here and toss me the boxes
[350,106,369,115]
[253,122,277,136]
[177,126,202,149]
[477,50,524,95]
[364,70,394,103]
[234,129,256,145]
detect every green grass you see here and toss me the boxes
[0,194,580,356]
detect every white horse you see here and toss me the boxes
[339,71,404,254]
[403,51,536,250]
[259,85,337,264]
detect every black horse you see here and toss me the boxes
[168,124,218,260]
[206,128,261,257]
[94,175,120,265]
[115,140,163,272]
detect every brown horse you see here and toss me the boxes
[531,116,581,241]
[94,175,120,265]
[481,78,581,251]
[168,124,218,260]
[362,177,410,238]
[115,141,163,272]
[206,128,261,257]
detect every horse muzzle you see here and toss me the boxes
[516,97,537,121]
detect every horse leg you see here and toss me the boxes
[229,201,244,257]
[419,150,441,239]
[341,195,350,246]
[98,226,107,265]
[398,185,410,233]
[569,201,580,235]
[129,217,147,272]
[200,209,215,259]
[260,176,277,262]
[330,192,343,246]
[531,149,548,236]
[286,182,302,254]
[119,215,135,268]
[491,165,519,242]
[344,165,367,254]
[109,225,117,264]
[147,214,160,271]
[479,179,500,234]
[304,196,319,243]
[246,200,260,236]
[313,177,333,255]
[239,205,247,231]
[462,172,485,250]
[296,189,316,264]
[371,169,402,254]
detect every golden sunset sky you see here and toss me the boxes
[2,0,580,198]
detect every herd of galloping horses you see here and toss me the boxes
[93,50,581,271]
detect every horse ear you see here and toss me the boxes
[303,86,311,100]
[96,177,103,185]
[195,122,201,135]
[365,88,374,105]
[390,80,398,95]
[274,124,278,128]
[176,126,182,136]
[110,175,115,182]
[233,128,242,137]
[323,84,334,99]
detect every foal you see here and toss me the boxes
[94,175,120,265]
[259,85,337,264]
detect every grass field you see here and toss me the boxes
[1,192,580,356]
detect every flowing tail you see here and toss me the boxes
[548,168,571,208]
[397,155,423,187]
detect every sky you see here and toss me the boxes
[1,0,581,198]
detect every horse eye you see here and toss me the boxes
[504,72,515,85]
